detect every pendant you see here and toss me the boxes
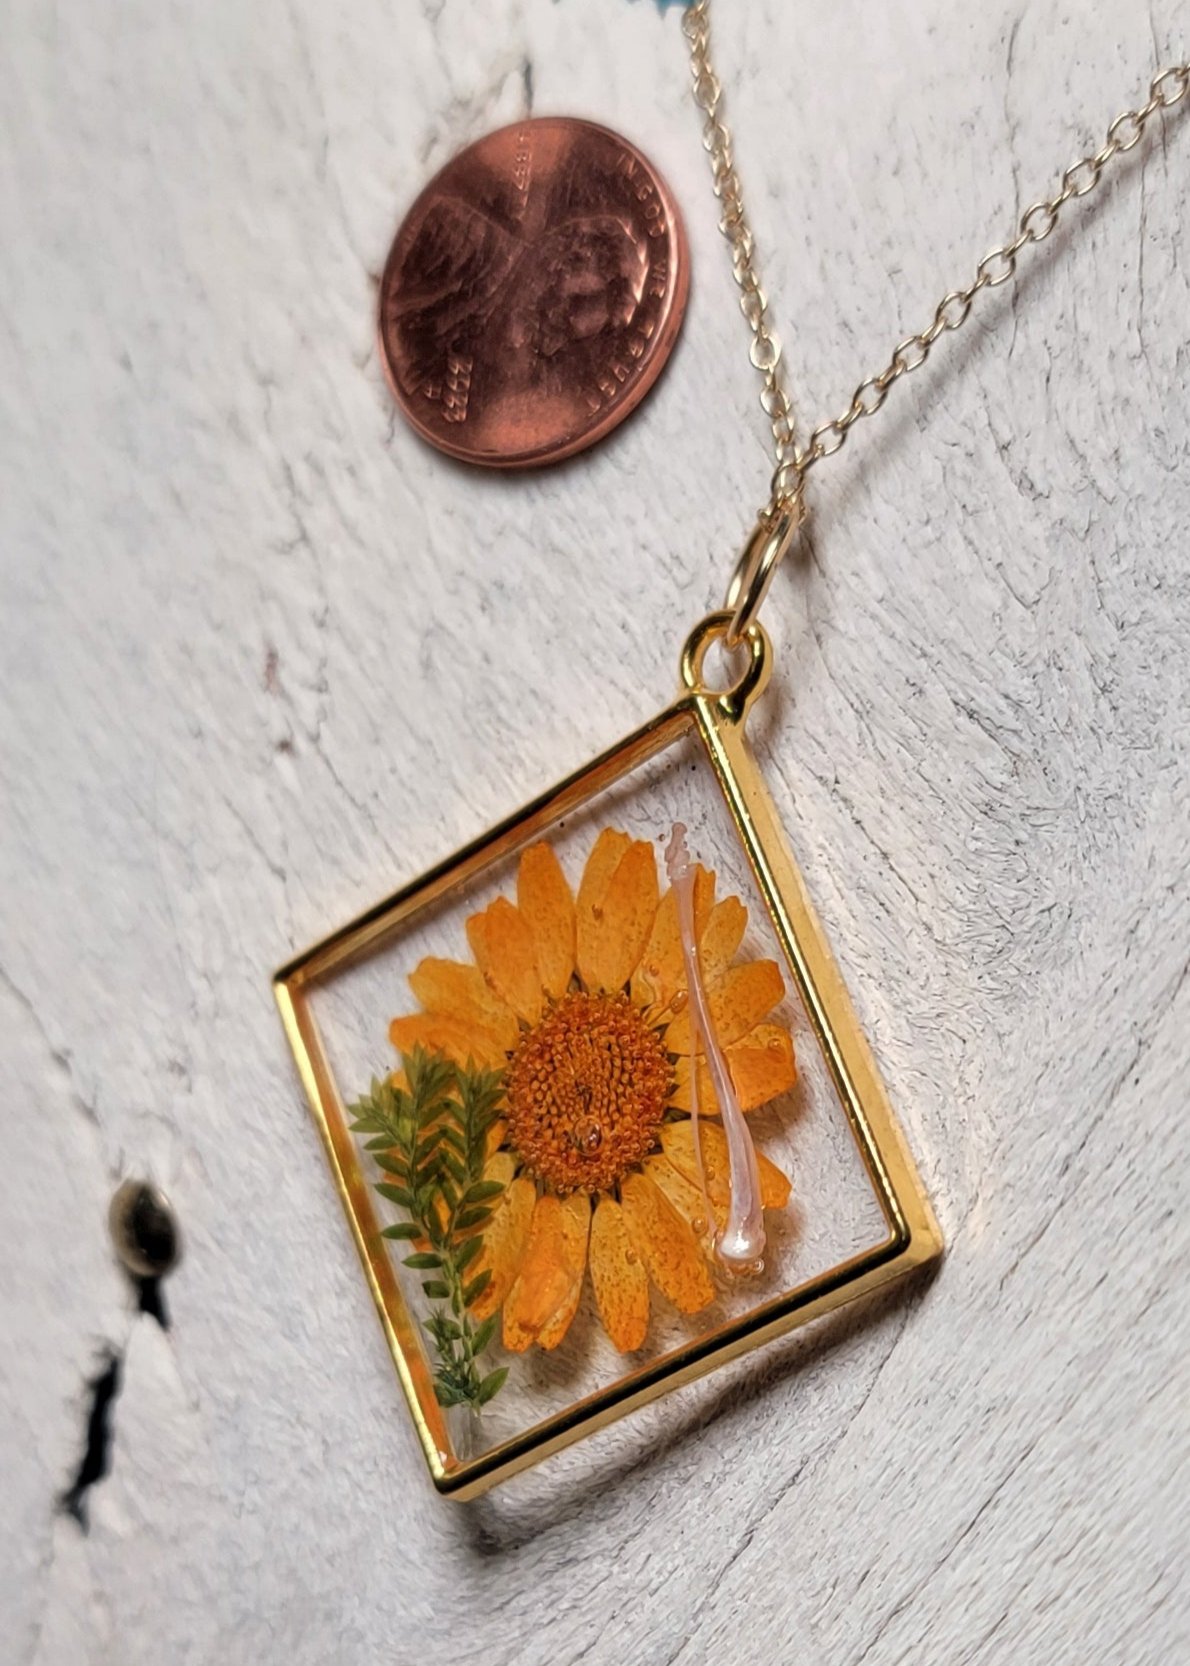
[275,613,941,1497]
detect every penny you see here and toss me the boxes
[378,117,689,468]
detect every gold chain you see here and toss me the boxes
[683,0,1190,550]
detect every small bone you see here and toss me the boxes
[664,824,765,1270]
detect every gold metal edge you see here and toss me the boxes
[273,975,453,1482]
[435,1230,926,1498]
[275,675,941,1499]
[690,683,942,1258]
[275,704,686,992]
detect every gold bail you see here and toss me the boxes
[722,495,803,647]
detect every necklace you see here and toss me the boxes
[682,0,1189,639]
[275,15,1189,1499]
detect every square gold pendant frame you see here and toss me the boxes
[274,617,942,1499]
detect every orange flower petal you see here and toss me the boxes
[671,1023,796,1114]
[670,1054,708,1114]
[664,959,785,1054]
[516,842,575,1001]
[466,896,543,1023]
[388,1012,507,1070]
[698,895,747,982]
[407,957,518,1051]
[536,1193,591,1350]
[503,1193,579,1352]
[575,828,629,928]
[470,1174,535,1321]
[589,1196,650,1352]
[727,1023,797,1109]
[758,1152,792,1210]
[620,1171,714,1314]
[630,865,715,1010]
[662,1119,791,1210]
[662,1120,729,1213]
[577,837,659,993]
[644,1152,721,1243]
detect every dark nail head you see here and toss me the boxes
[108,1181,180,1280]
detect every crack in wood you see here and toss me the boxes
[59,1351,123,1532]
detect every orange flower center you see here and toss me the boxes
[504,990,673,1195]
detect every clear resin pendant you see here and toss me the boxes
[275,615,941,1496]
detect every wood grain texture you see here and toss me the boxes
[2,0,1188,1661]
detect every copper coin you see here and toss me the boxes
[378,117,689,467]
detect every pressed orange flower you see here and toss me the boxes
[388,829,797,1354]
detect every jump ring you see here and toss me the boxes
[722,495,803,646]
[680,611,771,720]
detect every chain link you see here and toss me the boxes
[683,0,1189,523]
[682,0,802,508]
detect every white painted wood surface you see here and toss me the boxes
[3,0,1188,1660]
